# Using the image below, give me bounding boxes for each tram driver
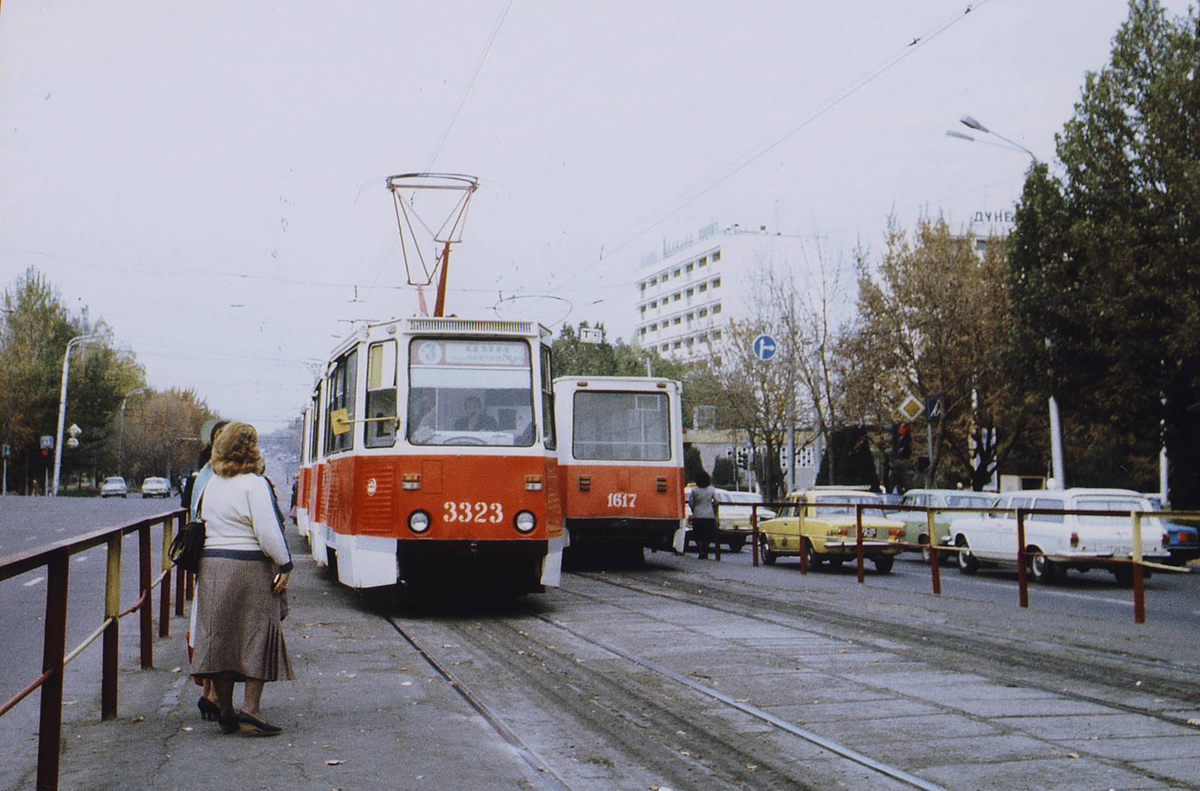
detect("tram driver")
[455,395,498,432]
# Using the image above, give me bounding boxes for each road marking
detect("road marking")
[74,555,89,563]
[23,576,46,587]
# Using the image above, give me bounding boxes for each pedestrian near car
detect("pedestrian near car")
[190,422,294,736]
[688,470,720,560]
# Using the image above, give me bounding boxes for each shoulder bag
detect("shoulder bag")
[169,490,206,574]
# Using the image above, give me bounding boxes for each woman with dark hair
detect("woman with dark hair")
[688,470,719,559]
[190,422,293,736]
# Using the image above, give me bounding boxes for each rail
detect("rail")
[0,508,189,791]
[746,501,1192,625]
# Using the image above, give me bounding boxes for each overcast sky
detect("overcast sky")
[2,1,1192,429]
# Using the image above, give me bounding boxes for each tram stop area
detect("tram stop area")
[34,555,551,791]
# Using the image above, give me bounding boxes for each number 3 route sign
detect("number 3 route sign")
[752,334,778,361]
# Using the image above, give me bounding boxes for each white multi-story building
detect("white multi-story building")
[631,222,809,363]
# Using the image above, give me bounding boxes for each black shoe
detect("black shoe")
[218,711,240,735]
[197,697,220,721]
[238,711,282,736]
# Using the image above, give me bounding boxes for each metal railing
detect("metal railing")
[0,509,189,791]
[746,502,1191,625]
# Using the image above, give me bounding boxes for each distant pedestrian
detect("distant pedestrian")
[190,422,294,736]
[688,470,719,560]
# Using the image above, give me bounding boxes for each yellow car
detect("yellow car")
[758,489,905,573]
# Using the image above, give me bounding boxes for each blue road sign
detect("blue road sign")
[752,334,778,361]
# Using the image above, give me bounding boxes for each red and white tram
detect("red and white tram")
[553,376,686,560]
[296,317,563,594]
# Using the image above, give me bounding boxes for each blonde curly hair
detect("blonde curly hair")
[211,422,265,477]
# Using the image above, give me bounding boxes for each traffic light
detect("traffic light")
[888,423,900,457]
[41,448,50,458]
[735,447,749,469]
[897,423,913,459]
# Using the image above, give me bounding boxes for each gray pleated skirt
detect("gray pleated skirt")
[190,551,293,682]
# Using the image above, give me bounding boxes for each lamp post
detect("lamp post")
[117,387,148,476]
[949,115,1064,489]
[52,334,100,496]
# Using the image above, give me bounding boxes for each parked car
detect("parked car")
[100,476,128,498]
[893,488,996,562]
[140,476,172,499]
[1143,495,1199,566]
[684,487,776,552]
[949,488,1170,584]
[757,489,905,573]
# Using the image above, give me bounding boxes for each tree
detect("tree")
[1006,0,1200,503]
[845,218,1039,490]
[0,267,145,491]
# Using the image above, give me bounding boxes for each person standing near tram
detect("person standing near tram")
[688,470,720,560]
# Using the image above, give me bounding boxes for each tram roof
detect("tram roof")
[324,316,553,359]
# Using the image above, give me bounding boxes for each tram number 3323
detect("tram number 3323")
[443,502,504,523]
[607,492,638,508]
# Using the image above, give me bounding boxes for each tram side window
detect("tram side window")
[309,394,320,461]
[572,391,671,461]
[365,341,398,449]
[407,338,535,447]
[540,345,555,450]
[325,350,357,454]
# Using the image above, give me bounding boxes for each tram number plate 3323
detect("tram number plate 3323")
[607,492,638,508]
[443,501,504,523]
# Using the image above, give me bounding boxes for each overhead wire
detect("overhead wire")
[546,0,991,296]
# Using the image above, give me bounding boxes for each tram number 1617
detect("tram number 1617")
[444,501,504,523]
[606,492,638,509]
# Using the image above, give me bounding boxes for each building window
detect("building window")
[699,332,708,342]
[649,323,657,331]
[650,277,658,286]
[699,308,708,317]
[698,283,707,293]
[712,329,722,340]
[686,288,694,297]
[712,251,721,262]
[686,312,694,322]
[650,300,657,308]
[673,268,681,278]
[686,263,694,273]
[661,344,669,352]
[639,282,646,292]
[673,316,681,325]
[698,256,707,267]
[673,292,681,301]
[639,305,646,314]
[639,327,647,336]
[673,341,682,349]
[712,277,722,288]
[797,446,815,468]
[712,303,722,314]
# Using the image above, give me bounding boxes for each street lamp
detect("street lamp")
[117,387,148,476]
[51,334,101,496]
[949,115,1062,488]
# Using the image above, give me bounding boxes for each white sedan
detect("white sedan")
[100,476,128,498]
[140,477,172,498]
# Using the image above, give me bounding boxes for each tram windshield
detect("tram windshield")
[407,338,536,447]
[572,391,671,461]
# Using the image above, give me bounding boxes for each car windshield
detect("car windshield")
[812,494,879,516]
[945,493,993,508]
[714,491,763,506]
[105,477,124,485]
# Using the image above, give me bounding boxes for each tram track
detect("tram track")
[379,602,955,791]
[572,568,1200,728]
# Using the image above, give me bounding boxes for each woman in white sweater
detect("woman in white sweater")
[190,422,294,736]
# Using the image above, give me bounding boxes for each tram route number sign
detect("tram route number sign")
[40,435,54,450]
[752,334,778,362]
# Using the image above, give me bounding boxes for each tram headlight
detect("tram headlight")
[408,510,431,534]
[514,510,536,534]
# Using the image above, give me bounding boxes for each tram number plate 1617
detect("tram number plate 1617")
[607,492,637,508]
[443,501,504,523]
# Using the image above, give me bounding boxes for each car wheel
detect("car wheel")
[1028,548,1058,583]
[803,540,822,570]
[956,536,978,574]
[727,537,745,553]
[873,555,895,574]
[1112,566,1134,586]
[759,535,777,565]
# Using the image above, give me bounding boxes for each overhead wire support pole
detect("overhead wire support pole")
[52,334,100,496]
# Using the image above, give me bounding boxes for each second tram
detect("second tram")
[553,376,686,560]
[296,317,563,593]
